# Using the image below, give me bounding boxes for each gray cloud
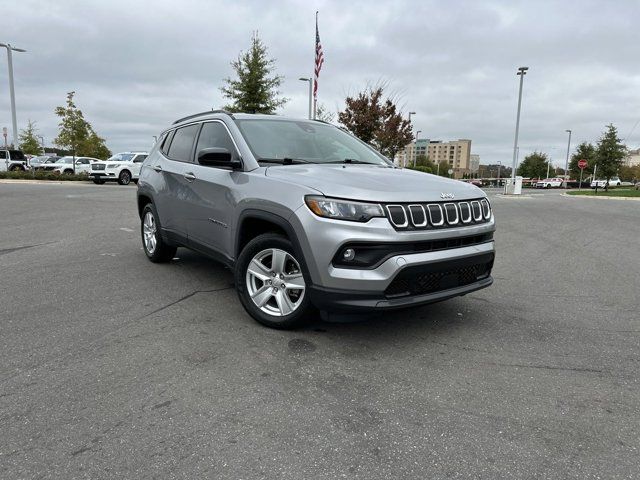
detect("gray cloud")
[2,0,640,165]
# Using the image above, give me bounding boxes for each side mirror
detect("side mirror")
[197,148,241,169]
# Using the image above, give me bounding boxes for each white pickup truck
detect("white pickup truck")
[88,152,148,185]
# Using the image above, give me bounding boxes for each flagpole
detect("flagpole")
[313,11,318,119]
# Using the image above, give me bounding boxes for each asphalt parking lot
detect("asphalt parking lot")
[1,182,639,479]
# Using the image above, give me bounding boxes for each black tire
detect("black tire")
[9,165,23,172]
[141,203,176,263]
[118,170,131,185]
[63,169,74,175]
[235,233,313,329]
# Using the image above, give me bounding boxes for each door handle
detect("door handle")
[184,172,196,182]
[152,165,163,172]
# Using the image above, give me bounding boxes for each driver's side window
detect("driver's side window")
[195,122,237,164]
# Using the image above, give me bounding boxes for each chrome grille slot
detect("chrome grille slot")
[386,205,408,227]
[480,199,491,219]
[408,205,427,227]
[444,203,459,225]
[427,204,444,226]
[459,202,472,223]
[471,201,483,221]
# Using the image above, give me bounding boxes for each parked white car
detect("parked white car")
[535,178,563,188]
[88,152,148,185]
[34,156,100,175]
[591,177,621,188]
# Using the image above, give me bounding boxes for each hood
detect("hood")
[265,164,484,202]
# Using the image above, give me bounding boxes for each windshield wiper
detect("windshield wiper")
[323,158,376,165]
[258,157,312,165]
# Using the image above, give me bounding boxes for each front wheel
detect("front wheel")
[141,203,176,263]
[235,233,312,329]
[118,170,131,185]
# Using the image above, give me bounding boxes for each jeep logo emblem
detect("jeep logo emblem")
[440,193,455,199]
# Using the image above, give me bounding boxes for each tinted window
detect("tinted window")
[168,125,199,161]
[161,130,175,156]
[195,122,237,162]
[133,154,148,163]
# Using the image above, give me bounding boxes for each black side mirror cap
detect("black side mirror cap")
[197,148,241,169]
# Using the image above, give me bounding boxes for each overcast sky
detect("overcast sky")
[3,0,640,165]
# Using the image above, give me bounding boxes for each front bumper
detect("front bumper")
[89,172,116,179]
[290,203,496,312]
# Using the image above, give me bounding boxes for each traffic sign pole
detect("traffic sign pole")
[578,159,587,191]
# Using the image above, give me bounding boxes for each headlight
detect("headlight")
[107,164,118,169]
[305,196,384,222]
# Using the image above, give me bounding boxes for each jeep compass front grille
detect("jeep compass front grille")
[383,199,491,230]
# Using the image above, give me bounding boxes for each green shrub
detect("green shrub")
[0,170,90,182]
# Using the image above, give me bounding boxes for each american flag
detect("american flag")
[313,12,324,100]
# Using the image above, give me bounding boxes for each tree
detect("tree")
[517,151,554,178]
[338,86,413,158]
[54,92,111,170]
[595,124,626,190]
[315,103,335,123]
[568,142,596,179]
[408,154,435,173]
[18,119,42,155]
[220,32,288,113]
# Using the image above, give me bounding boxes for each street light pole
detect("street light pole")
[406,112,416,167]
[497,161,501,186]
[0,43,27,148]
[299,77,312,120]
[414,130,422,167]
[511,67,529,183]
[564,129,572,187]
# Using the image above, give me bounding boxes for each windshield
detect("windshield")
[108,153,135,162]
[58,157,74,164]
[235,119,391,166]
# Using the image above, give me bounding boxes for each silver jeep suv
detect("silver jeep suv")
[137,111,495,328]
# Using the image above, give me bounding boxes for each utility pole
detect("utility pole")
[511,67,529,183]
[0,43,27,148]
[564,129,572,187]
[414,130,422,167]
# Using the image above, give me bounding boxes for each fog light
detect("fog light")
[342,248,355,261]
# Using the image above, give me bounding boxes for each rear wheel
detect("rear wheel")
[235,233,312,329]
[9,165,23,171]
[118,170,131,185]
[63,169,74,175]
[141,203,176,263]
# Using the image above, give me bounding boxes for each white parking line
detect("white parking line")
[119,227,134,232]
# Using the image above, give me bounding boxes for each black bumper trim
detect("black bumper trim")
[309,276,493,312]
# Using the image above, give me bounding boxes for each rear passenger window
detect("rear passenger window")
[161,130,175,156]
[195,122,237,161]
[133,155,147,163]
[167,125,200,162]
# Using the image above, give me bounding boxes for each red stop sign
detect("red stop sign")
[578,159,588,169]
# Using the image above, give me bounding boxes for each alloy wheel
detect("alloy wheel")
[245,248,306,317]
[143,211,157,254]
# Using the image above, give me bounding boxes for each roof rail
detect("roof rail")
[172,109,233,125]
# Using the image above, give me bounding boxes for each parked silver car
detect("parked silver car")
[137,111,496,328]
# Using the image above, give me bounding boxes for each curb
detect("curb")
[0,179,64,185]
[562,193,640,201]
